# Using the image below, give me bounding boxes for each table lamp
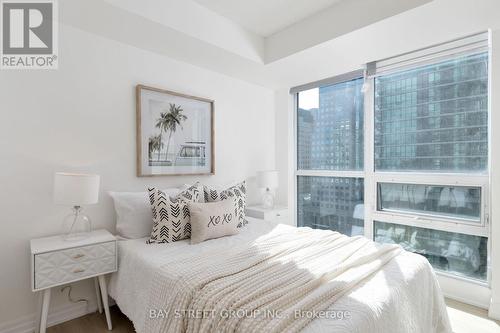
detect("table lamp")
[54,172,100,241]
[257,170,278,209]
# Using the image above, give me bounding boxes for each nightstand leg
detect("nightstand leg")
[94,277,103,314]
[98,275,112,330]
[34,292,43,333]
[39,288,51,333]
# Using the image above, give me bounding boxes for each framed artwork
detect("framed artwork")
[136,84,215,176]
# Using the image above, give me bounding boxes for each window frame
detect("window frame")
[293,73,366,238]
[367,47,491,243]
[373,174,489,232]
[292,36,492,286]
[366,52,491,281]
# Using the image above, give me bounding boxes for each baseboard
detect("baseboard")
[0,299,98,333]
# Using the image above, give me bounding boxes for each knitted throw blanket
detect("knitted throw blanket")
[144,226,402,333]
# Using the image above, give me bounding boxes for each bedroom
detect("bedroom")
[0,0,499,332]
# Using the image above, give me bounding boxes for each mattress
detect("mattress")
[108,217,451,333]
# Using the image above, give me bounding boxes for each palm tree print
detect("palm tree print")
[148,134,163,160]
[154,103,188,163]
[163,103,187,163]
[155,111,170,161]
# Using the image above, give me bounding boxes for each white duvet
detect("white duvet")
[109,218,451,333]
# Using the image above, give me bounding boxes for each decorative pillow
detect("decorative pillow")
[204,181,248,228]
[188,199,240,244]
[147,183,202,244]
[109,188,181,239]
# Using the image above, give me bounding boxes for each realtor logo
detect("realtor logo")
[1,0,58,69]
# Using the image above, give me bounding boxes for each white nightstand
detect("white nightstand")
[30,229,117,333]
[245,205,289,223]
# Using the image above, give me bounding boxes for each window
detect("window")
[295,74,365,237]
[298,176,364,236]
[297,78,364,170]
[378,183,481,222]
[293,32,490,285]
[374,221,487,281]
[371,49,489,281]
[374,52,488,172]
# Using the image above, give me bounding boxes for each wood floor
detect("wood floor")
[47,306,134,333]
[48,299,500,333]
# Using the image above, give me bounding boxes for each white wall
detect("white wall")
[274,0,500,313]
[0,23,275,329]
[274,89,293,210]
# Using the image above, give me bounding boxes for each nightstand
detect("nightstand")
[245,205,289,223]
[30,229,117,333]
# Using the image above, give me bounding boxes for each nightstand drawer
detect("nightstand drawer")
[34,241,116,290]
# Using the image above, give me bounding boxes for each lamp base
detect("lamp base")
[262,188,275,209]
[62,206,92,241]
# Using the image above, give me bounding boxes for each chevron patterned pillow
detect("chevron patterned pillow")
[146,183,202,244]
[203,181,248,228]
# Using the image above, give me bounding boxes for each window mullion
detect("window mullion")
[296,170,364,178]
[374,172,489,186]
[372,211,489,237]
[364,77,375,240]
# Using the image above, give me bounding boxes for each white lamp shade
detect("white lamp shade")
[257,170,279,189]
[54,173,100,206]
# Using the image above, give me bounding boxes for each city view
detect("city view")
[297,78,364,236]
[296,52,489,280]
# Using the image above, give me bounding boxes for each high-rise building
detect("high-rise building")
[374,53,488,171]
[298,79,364,236]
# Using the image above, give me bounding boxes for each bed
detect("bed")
[108,217,451,333]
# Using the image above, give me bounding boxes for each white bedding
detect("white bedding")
[109,218,451,333]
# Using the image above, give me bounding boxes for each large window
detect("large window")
[372,50,489,282]
[296,76,365,236]
[293,33,490,284]
[374,52,488,172]
[297,78,364,170]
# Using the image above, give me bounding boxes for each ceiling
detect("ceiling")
[192,0,343,37]
[67,0,439,88]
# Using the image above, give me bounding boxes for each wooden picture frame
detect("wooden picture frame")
[136,84,215,176]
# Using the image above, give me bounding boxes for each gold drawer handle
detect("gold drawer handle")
[72,254,85,259]
[73,268,85,274]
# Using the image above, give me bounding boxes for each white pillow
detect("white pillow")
[188,199,240,244]
[109,188,180,239]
